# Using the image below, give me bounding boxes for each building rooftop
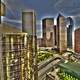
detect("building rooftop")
[0,22,21,33]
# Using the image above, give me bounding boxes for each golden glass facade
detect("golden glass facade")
[2,33,28,80]
[0,33,38,80]
[0,2,5,16]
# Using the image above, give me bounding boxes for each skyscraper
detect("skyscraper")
[0,2,5,23]
[75,28,80,53]
[54,25,57,46]
[66,17,74,49]
[0,33,28,80]
[0,2,5,16]
[57,14,67,53]
[22,10,36,35]
[42,18,55,48]
[22,10,38,80]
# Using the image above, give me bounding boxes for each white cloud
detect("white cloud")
[3,17,22,23]
[54,0,80,16]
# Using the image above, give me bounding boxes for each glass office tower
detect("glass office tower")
[66,17,74,49]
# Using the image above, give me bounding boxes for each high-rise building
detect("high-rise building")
[0,33,28,80]
[22,10,36,36]
[22,10,38,80]
[0,33,38,80]
[66,17,74,49]
[42,18,55,48]
[54,25,57,46]
[0,2,5,16]
[57,14,67,53]
[75,28,80,53]
[0,2,5,23]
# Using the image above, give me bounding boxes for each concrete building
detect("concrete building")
[0,8,38,80]
[22,10,38,80]
[0,2,5,16]
[54,25,57,46]
[75,28,80,53]
[0,33,29,80]
[22,10,36,36]
[0,2,5,23]
[37,38,43,47]
[66,17,74,49]
[57,14,67,53]
[42,18,55,48]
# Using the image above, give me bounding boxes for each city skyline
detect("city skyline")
[0,1,80,80]
[2,0,80,38]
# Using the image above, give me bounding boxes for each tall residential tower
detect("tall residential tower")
[57,14,67,53]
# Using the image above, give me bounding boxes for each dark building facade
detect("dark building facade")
[75,28,80,53]
[54,25,57,46]
[42,18,55,48]
[37,38,43,47]
[57,14,67,53]
[66,17,74,49]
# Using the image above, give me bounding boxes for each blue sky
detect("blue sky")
[3,0,80,37]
